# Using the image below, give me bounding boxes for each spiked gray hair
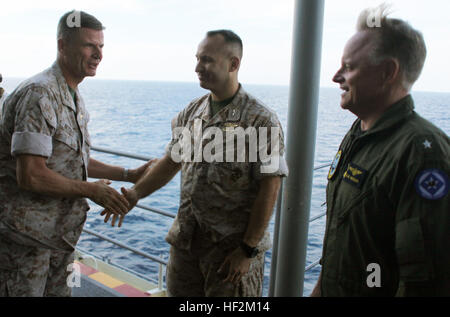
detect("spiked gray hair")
[356,4,427,90]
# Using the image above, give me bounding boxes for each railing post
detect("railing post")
[273,0,324,297]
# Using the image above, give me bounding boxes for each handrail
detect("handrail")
[135,203,176,219]
[87,145,329,292]
[91,146,152,162]
[309,211,326,223]
[305,258,321,272]
[313,162,331,170]
[82,228,168,266]
[92,145,330,172]
[90,145,328,223]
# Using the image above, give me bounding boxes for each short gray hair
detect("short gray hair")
[356,4,427,90]
[57,10,105,43]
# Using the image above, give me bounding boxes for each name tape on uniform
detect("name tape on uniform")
[342,162,368,189]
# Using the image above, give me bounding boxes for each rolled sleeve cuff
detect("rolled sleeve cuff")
[165,140,176,158]
[164,141,172,157]
[256,155,289,178]
[11,131,53,158]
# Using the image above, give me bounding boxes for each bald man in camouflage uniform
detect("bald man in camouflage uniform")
[103,30,288,296]
[0,11,151,297]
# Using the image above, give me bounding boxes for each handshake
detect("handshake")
[100,186,138,228]
[89,158,158,228]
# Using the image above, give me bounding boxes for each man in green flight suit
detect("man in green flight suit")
[311,5,449,296]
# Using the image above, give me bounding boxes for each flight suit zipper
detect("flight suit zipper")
[321,131,366,292]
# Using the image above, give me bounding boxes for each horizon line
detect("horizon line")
[2,76,449,94]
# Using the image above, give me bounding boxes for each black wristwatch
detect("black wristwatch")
[240,241,259,258]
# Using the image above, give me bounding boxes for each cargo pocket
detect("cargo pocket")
[395,218,431,282]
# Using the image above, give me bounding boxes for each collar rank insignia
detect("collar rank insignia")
[414,168,449,200]
[423,140,432,149]
[227,107,240,121]
[342,162,368,189]
[222,122,240,131]
[328,150,342,180]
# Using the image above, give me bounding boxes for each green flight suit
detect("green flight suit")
[321,95,450,296]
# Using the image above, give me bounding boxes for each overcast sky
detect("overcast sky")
[1,0,449,92]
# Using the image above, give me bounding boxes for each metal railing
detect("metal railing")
[82,146,329,292]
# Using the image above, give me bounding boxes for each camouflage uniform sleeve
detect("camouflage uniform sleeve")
[393,133,450,296]
[252,114,289,180]
[11,87,57,158]
[164,110,185,160]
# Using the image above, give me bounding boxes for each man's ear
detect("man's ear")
[229,56,241,72]
[57,38,66,56]
[382,58,401,84]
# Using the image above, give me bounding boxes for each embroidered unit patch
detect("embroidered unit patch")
[328,150,342,180]
[414,168,449,200]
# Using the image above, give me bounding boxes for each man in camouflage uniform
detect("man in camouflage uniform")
[311,6,450,296]
[103,30,288,296]
[0,11,151,297]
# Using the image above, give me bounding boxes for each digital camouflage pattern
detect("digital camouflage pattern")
[166,228,265,297]
[165,85,288,251]
[164,86,287,296]
[0,231,73,297]
[0,62,91,296]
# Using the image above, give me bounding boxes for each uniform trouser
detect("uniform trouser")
[166,230,265,297]
[0,233,74,297]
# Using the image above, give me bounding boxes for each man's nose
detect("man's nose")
[93,46,103,61]
[332,69,343,83]
[195,61,203,73]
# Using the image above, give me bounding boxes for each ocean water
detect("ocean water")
[2,78,449,296]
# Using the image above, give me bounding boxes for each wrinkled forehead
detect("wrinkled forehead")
[78,27,104,43]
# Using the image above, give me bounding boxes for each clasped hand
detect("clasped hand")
[101,187,137,227]
[100,158,156,227]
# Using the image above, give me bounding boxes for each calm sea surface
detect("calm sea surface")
[2,78,449,296]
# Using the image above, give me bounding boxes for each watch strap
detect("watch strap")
[240,241,259,258]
